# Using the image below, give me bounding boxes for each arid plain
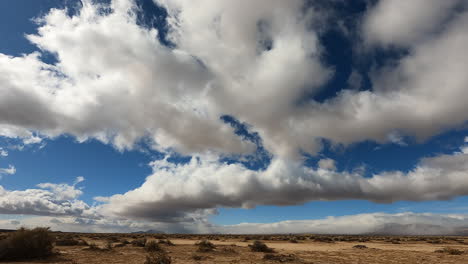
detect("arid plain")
[3,232,468,264]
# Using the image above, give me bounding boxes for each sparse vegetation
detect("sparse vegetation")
[289,237,299,243]
[105,241,113,250]
[145,240,163,252]
[196,239,216,252]
[248,240,275,253]
[158,239,175,246]
[85,242,100,250]
[56,237,81,246]
[263,253,297,262]
[435,247,465,255]
[353,244,368,249]
[132,237,148,247]
[0,227,55,260]
[191,254,204,261]
[0,231,467,263]
[144,251,172,264]
[114,242,126,247]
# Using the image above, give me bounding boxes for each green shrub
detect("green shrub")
[0,227,55,260]
[248,240,274,253]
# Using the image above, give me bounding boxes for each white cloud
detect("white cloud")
[363,0,461,47]
[317,158,336,170]
[0,212,466,235]
[215,212,468,235]
[98,148,468,222]
[0,165,15,177]
[0,0,467,230]
[0,148,7,157]
[0,177,93,217]
[74,176,85,185]
[0,0,466,160]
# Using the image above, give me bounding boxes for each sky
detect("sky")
[0,0,468,235]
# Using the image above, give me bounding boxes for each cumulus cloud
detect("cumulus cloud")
[0,0,468,231]
[0,0,254,156]
[0,0,466,159]
[363,0,462,47]
[99,145,468,222]
[0,177,93,217]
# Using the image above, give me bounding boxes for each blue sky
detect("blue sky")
[0,0,468,234]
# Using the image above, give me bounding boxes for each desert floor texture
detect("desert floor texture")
[3,233,468,264]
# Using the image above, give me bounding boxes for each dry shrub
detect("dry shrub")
[145,240,163,252]
[106,236,120,242]
[191,254,204,261]
[114,242,126,248]
[314,236,334,243]
[353,244,368,249]
[132,238,147,247]
[85,242,99,250]
[0,227,55,260]
[77,239,89,246]
[83,242,111,252]
[158,239,175,246]
[263,253,297,262]
[105,241,113,250]
[435,247,464,255]
[196,240,216,252]
[248,240,274,253]
[221,246,237,254]
[144,251,172,264]
[56,237,81,246]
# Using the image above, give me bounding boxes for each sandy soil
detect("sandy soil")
[2,234,468,264]
[171,238,468,252]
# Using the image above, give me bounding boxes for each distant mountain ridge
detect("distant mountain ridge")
[131,229,165,234]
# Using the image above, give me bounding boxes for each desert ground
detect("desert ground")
[2,232,468,264]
